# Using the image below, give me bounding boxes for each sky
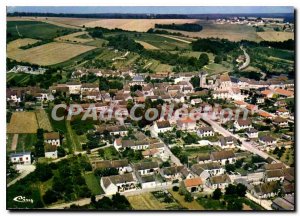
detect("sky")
[7,6,294,14]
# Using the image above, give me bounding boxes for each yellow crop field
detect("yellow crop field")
[7,41,96,66]
[257,31,294,41]
[7,38,40,52]
[36,109,53,132]
[135,40,159,50]
[83,19,199,32]
[7,112,38,134]
[127,193,167,210]
[55,31,93,43]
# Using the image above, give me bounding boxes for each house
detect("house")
[264,163,285,171]
[276,108,290,117]
[210,150,236,165]
[251,181,279,199]
[133,161,159,176]
[197,127,214,138]
[272,195,294,210]
[207,174,231,189]
[183,177,204,193]
[91,159,132,174]
[191,162,225,180]
[234,119,252,131]
[273,117,289,127]
[180,168,195,179]
[264,170,284,182]
[259,135,277,146]
[114,139,149,151]
[218,136,236,149]
[274,88,294,98]
[44,132,60,146]
[10,152,31,165]
[44,144,58,159]
[100,173,137,195]
[196,154,212,164]
[191,98,202,106]
[261,89,274,98]
[142,148,160,158]
[97,125,128,136]
[246,128,258,138]
[160,166,184,182]
[66,81,82,94]
[150,120,172,137]
[81,83,99,92]
[130,75,146,86]
[177,117,197,131]
[137,174,157,189]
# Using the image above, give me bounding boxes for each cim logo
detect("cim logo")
[13,196,33,204]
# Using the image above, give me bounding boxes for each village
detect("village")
[7,64,294,210]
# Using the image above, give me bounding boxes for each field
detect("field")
[15,133,37,152]
[7,40,97,66]
[162,20,263,42]
[7,112,38,134]
[127,193,169,210]
[35,109,53,132]
[168,190,204,210]
[257,31,294,41]
[7,38,40,52]
[84,172,104,195]
[7,21,78,40]
[135,40,159,50]
[55,31,94,43]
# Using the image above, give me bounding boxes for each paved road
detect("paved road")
[239,47,250,70]
[7,164,36,187]
[201,116,283,165]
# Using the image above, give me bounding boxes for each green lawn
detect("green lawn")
[16,134,37,152]
[7,21,78,41]
[84,172,104,195]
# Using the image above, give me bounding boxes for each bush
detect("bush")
[184,192,194,202]
[212,188,222,200]
[43,189,58,205]
[172,186,179,192]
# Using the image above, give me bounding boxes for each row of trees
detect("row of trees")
[155,23,203,32]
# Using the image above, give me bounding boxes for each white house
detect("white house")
[264,170,284,182]
[259,135,277,146]
[251,181,279,199]
[100,173,137,195]
[191,162,225,180]
[114,139,149,151]
[177,117,197,131]
[150,120,172,137]
[44,144,58,159]
[234,119,252,131]
[197,127,215,138]
[66,81,82,94]
[273,117,289,128]
[160,166,184,182]
[133,161,159,176]
[44,132,60,146]
[10,152,31,165]
[210,150,236,165]
[191,98,202,106]
[92,159,132,174]
[218,136,236,149]
[207,174,231,189]
[246,128,258,138]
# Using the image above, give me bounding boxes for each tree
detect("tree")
[184,192,194,202]
[190,76,200,88]
[172,186,179,192]
[236,183,247,197]
[225,184,236,195]
[214,55,222,63]
[199,53,209,68]
[57,146,66,157]
[225,164,236,173]
[35,163,53,182]
[43,189,58,204]
[212,188,222,199]
[227,198,243,210]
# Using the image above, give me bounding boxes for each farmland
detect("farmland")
[7,21,78,40]
[84,172,104,195]
[55,31,93,44]
[257,31,294,42]
[36,109,53,132]
[7,112,38,134]
[135,40,159,50]
[7,41,97,66]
